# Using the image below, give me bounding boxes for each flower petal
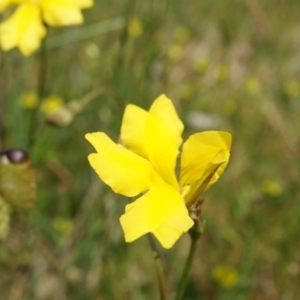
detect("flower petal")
[121,95,183,188]
[183,150,228,207]
[0,3,46,56]
[86,132,153,197]
[120,184,193,249]
[149,94,184,150]
[41,0,85,26]
[180,131,232,205]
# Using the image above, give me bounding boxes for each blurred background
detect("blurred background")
[1,0,300,299]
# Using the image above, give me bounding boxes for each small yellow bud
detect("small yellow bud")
[212,265,238,289]
[20,92,39,109]
[127,19,143,38]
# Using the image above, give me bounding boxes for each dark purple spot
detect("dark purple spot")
[0,149,29,164]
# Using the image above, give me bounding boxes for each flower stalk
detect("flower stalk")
[28,34,48,149]
[148,234,167,300]
[175,211,205,300]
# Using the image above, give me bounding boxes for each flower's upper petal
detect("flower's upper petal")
[85,132,153,197]
[41,0,86,26]
[120,184,194,249]
[121,95,183,188]
[180,131,231,205]
[149,94,184,150]
[0,3,46,56]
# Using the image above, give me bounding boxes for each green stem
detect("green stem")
[0,47,7,149]
[148,234,167,300]
[28,34,48,150]
[175,219,204,300]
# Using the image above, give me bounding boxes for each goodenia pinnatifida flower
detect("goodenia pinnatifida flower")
[0,0,93,56]
[85,95,232,249]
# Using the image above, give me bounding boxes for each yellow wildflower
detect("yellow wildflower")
[41,95,64,114]
[215,64,228,81]
[262,179,283,197]
[127,18,143,38]
[245,76,261,95]
[173,26,190,44]
[284,79,300,97]
[193,57,210,74]
[53,217,74,236]
[86,95,231,248]
[212,265,238,289]
[168,44,183,61]
[0,0,93,56]
[20,92,39,109]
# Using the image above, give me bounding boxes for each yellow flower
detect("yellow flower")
[86,95,231,248]
[41,95,64,114]
[20,92,39,109]
[262,179,283,197]
[173,26,190,44]
[168,44,183,61]
[0,0,93,56]
[245,76,261,95]
[127,18,143,38]
[193,57,210,74]
[215,64,228,81]
[212,265,239,289]
[53,217,74,236]
[284,79,300,97]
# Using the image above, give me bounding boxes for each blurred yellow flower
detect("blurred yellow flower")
[212,265,239,289]
[193,57,210,74]
[20,92,39,109]
[245,76,261,95]
[84,42,100,59]
[215,64,228,81]
[0,0,93,56]
[41,95,64,114]
[173,26,190,44]
[262,179,283,197]
[284,79,300,97]
[127,18,143,38]
[86,94,232,248]
[53,217,74,236]
[168,44,183,61]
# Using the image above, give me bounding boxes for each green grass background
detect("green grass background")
[1,0,300,299]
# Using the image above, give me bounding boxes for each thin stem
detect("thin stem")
[175,219,204,300]
[28,34,48,150]
[0,48,7,149]
[148,234,167,300]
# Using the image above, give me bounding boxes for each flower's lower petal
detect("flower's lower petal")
[41,0,84,26]
[86,132,153,197]
[120,185,194,249]
[0,3,46,56]
[121,95,183,188]
[180,131,231,186]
